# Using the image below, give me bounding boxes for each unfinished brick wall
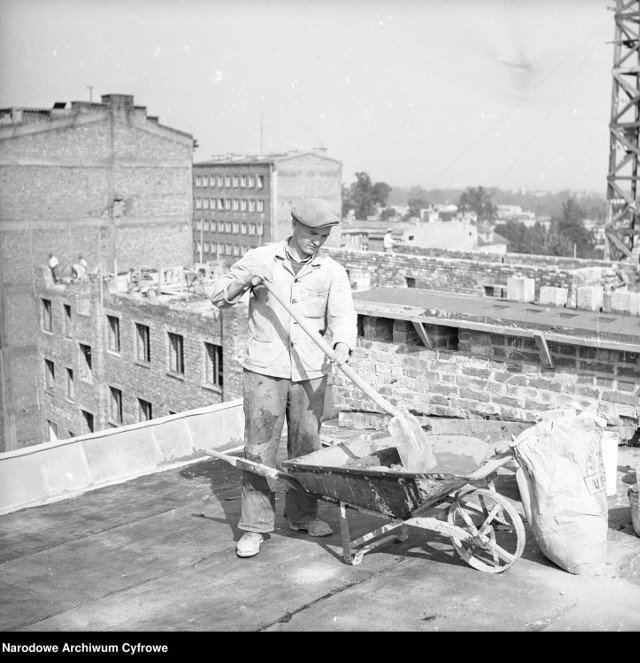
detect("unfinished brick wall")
[326,248,621,304]
[334,314,640,437]
[34,271,247,442]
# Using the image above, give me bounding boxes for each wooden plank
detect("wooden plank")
[533,332,554,368]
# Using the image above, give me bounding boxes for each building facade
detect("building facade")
[34,269,247,443]
[0,93,195,450]
[192,150,342,268]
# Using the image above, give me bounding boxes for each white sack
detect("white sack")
[512,410,608,576]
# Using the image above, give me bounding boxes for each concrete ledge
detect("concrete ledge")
[0,399,244,515]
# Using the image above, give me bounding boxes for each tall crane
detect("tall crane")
[606,0,640,263]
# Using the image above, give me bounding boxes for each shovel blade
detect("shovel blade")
[388,413,438,473]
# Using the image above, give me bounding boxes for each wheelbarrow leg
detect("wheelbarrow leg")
[338,502,409,566]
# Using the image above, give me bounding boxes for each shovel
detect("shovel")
[260,279,437,473]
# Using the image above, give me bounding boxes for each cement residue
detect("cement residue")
[343,435,493,475]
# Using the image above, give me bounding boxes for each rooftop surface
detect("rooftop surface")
[353,287,640,348]
[2,420,640,634]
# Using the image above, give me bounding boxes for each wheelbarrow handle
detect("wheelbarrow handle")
[260,279,401,418]
[205,449,309,494]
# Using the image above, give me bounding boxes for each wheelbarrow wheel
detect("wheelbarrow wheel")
[447,487,525,574]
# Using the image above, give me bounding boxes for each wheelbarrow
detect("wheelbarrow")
[206,434,526,573]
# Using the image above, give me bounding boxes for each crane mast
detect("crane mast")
[606,0,640,263]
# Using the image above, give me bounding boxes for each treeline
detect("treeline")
[342,173,605,258]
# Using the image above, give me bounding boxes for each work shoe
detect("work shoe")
[236,532,264,558]
[288,519,333,537]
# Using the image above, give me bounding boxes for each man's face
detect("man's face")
[291,220,332,257]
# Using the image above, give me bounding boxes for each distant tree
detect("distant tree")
[403,197,429,221]
[551,197,596,258]
[380,208,397,221]
[458,186,497,221]
[343,172,392,220]
[494,220,551,255]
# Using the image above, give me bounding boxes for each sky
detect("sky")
[0,0,616,194]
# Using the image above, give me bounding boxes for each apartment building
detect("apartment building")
[192,150,342,268]
[0,93,194,450]
[34,269,247,442]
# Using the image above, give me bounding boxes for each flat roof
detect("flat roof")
[353,287,640,351]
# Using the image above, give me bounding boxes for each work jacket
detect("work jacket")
[210,240,357,381]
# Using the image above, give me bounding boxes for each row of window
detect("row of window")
[195,219,264,235]
[196,242,250,257]
[42,300,224,387]
[195,174,264,189]
[107,317,223,386]
[195,198,265,212]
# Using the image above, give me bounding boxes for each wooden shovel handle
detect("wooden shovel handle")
[261,279,401,418]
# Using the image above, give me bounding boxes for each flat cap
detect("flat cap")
[291,198,340,228]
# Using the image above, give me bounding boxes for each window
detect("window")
[248,175,255,188]
[82,410,94,433]
[219,198,225,210]
[203,198,209,209]
[210,177,216,189]
[195,241,202,255]
[232,175,239,187]
[241,199,247,212]
[204,241,211,254]
[168,332,184,374]
[136,323,151,362]
[256,200,264,213]
[195,198,202,209]
[110,387,123,423]
[249,223,256,235]
[241,223,247,234]
[224,176,231,187]
[44,358,55,391]
[225,221,232,233]
[66,367,74,401]
[225,244,232,255]
[48,420,58,442]
[232,199,239,211]
[217,176,223,187]
[249,200,256,212]
[210,198,216,210]
[405,277,416,288]
[205,342,223,387]
[138,398,153,422]
[257,223,264,235]
[79,343,92,381]
[203,175,209,187]
[233,245,240,256]
[217,243,224,254]
[42,299,52,332]
[63,304,71,337]
[256,175,264,189]
[240,175,247,187]
[107,315,120,353]
[82,410,93,433]
[195,175,202,187]
[232,222,239,233]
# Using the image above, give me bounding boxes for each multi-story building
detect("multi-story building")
[192,150,342,268]
[0,93,195,450]
[34,268,247,441]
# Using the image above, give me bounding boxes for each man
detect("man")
[210,198,357,558]
[48,253,60,283]
[383,228,395,253]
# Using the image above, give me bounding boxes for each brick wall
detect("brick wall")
[334,315,640,437]
[34,270,247,442]
[0,99,193,450]
[326,247,622,305]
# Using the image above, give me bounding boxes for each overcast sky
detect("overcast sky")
[0,0,615,194]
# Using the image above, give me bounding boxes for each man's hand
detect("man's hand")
[238,267,272,288]
[332,342,351,366]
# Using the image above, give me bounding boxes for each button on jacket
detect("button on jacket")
[210,240,357,382]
